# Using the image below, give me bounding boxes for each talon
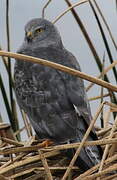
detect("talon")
[38,139,53,148]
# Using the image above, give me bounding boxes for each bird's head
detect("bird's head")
[24,18,63,48]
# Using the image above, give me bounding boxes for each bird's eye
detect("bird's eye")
[35,28,44,33]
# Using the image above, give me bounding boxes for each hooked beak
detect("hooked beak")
[26,31,33,42]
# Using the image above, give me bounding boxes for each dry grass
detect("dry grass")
[0,102,117,179]
[0,0,117,179]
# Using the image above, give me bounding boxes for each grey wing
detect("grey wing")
[63,49,102,146]
[59,49,92,124]
[60,50,103,168]
[60,49,102,141]
[14,48,80,142]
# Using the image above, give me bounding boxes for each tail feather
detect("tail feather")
[66,148,92,172]
[66,116,102,172]
[68,138,101,172]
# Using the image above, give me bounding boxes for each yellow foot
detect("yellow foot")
[38,139,54,148]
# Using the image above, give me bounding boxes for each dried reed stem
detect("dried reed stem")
[10,166,78,179]
[52,137,117,151]
[14,126,25,136]
[86,61,117,91]
[103,173,117,180]
[1,137,117,155]
[42,0,52,18]
[0,139,34,170]
[109,140,117,157]
[0,175,8,180]
[103,109,111,128]
[105,102,117,108]
[38,150,53,180]
[0,51,117,92]
[0,137,23,147]
[0,153,27,170]
[21,110,32,138]
[96,127,111,136]
[83,163,117,179]
[75,154,117,180]
[0,151,59,175]
[52,0,88,24]
[88,93,109,101]
[98,115,117,173]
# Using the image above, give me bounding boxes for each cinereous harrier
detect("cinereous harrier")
[14,18,102,172]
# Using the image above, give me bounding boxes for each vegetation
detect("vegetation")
[0,0,117,179]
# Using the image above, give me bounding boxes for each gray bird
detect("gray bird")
[14,18,102,172]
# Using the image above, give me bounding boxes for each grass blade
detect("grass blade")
[0,74,13,125]
[89,0,117,83]
[6,0,20,133]
[93,0,117,50]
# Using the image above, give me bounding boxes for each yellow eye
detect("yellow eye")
[36,28,44,33]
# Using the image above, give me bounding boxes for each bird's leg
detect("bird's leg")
[38,139,54,148]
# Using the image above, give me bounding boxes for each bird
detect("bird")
[14,18,102,172]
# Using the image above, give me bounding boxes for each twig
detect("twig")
[0,51,117,92]
[0,151,59,175]
[10,166,78,179]
[102,173,117,180]
[83,163,117,179]
[0,153,27,170]
[0,137,23,147]
[86,61,117,92]
[38,150,53,180]
[110,107,117,112]
[103,109,111,128]
[96,127,111,136]
[105,101,117,108]
[0,175,9,180]
[88,93,109,101]
[14,126,25,136]
[75,154,117,179]
[97,115,117,176]
[0,139,34,170]
[109,138,117,157]
[1,137,117,155]
[21,110,32,138]
[42,0,52,18]
[0,137,117,155]
[52,0,88,24]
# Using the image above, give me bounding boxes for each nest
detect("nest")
[0,101,117,180]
